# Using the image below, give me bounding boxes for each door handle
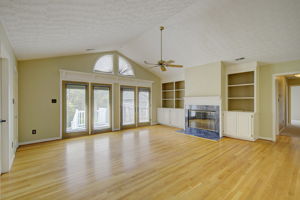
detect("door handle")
[0,120,6,123]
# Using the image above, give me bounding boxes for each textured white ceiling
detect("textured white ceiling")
[0,0,196,60]
[1,0,300,81]
[119,0,300,80]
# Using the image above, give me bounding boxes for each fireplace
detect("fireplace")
[185,105,220,134]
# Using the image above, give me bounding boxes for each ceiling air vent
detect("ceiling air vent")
[235,57,245,61]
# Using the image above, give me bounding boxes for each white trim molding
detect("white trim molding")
[257,136,275,142]
[19,137,61,146]
[60,69,153,87]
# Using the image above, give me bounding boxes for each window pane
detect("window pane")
[93,86,110,130]
[122,88,135,125]
[66,84,87,133]
[139,89,150,123]
[119,56,134,76]
[94,55,113,73]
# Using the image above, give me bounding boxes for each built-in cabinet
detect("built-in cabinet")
[224,111,254,140]
[223,62,259,141]
[158,81,185,129]
[157,108,185,129]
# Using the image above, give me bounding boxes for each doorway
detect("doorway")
[91,84,112,133]
[273,73,300,139]
[120,86,151,129]
[121,86,136,129]
[63,82,89,138]
[290,86,300,126]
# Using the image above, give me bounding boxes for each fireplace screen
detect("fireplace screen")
[188,110,217,132]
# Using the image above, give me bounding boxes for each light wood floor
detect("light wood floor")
[1,125,300,200]
[281,124,300,137]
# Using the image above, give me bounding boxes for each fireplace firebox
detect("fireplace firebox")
[185,105,220,135]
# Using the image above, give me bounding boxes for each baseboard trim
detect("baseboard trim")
[257,136,274,141]
[19,137,61,146]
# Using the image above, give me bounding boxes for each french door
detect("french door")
[63,82,89,138]
[92,84,112,133]
[121,86,151,128]
[138,87,151,126]
[121,86,136,128]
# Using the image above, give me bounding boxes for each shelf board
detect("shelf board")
[162,90,174,92]
[175,98,184,100]
[175,89,185,91]
[228,97,254,100]
[228,83,254,87]
[162,99,174,101]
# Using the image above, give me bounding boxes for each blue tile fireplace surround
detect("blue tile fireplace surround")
[177,105,220,141]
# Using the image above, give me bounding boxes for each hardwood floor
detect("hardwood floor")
[1,125,300,200]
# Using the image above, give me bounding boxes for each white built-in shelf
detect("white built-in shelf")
[162,90,174,92]
[228,97,254,100]
[175,98,184,100]
[162,99,174,100]
[175,89,185,91]
[228,83,254,87]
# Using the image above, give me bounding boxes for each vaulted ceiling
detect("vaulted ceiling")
[1,0,300,80]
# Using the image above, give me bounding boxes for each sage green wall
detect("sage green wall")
[185,62,223,97]
[259,60,300,138]
[18,51,161,143]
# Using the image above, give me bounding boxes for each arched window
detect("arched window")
[118,56,134,76]
[94,55,114,73]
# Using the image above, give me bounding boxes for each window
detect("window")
[94,55,113,73]
[119,56,134,76]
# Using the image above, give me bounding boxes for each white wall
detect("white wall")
[0,22,18,173]
[291,86,300,122]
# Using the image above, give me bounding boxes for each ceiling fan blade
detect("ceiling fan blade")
[166,64,183,68]
[144,61,158,65]
[160,65,167,71]
[149,65,159,69]
[165,60,175,64]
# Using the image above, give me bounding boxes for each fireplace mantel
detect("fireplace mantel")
[184,96,222,106]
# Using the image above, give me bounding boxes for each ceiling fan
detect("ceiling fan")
[144,26,183,71]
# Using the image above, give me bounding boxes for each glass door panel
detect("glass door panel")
[92,84,111,132]
[64,83,88,137]
[121,87,136,127]
[138,87,150,125]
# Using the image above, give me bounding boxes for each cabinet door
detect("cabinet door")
[224,112,237,137]
[170,109,177,126]
[177,109,185,129]
[157,108,164,124]
[163,108,170,125]
[237,113,253,139]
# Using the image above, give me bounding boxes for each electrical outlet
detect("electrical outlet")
[32,130,37,134]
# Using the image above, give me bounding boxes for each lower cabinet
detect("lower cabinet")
[224,111,255,141]
[157,108,185,129]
